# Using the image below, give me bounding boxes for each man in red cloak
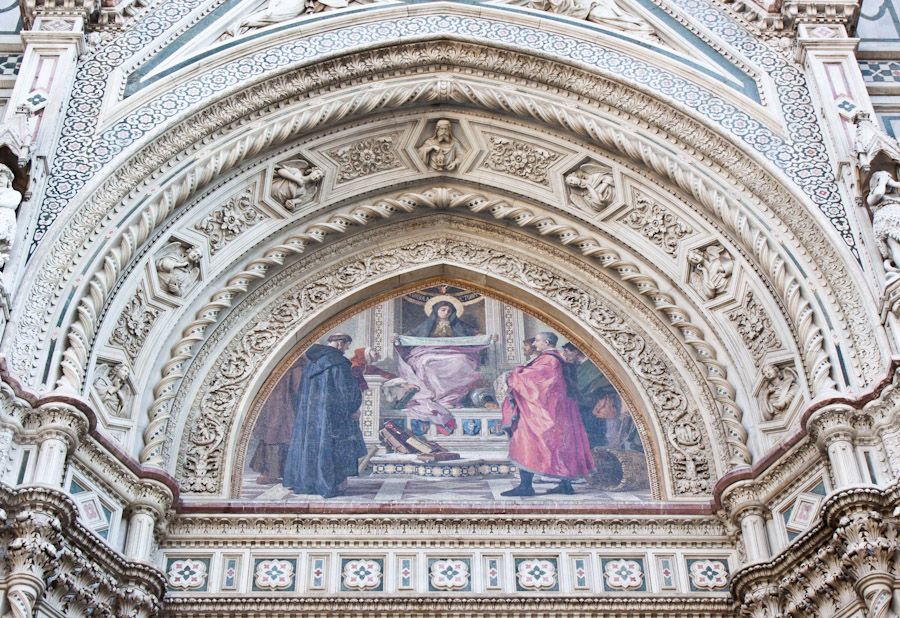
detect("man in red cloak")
[501,331,595,496]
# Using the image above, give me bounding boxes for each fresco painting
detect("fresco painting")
[242,285,651,503]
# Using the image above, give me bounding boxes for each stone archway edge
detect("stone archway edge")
[15,45,874,394]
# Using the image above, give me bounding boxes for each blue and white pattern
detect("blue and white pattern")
[32,2,854,257]
[166,557,209,591]
[0,53,21,76]
[860,60,900,83]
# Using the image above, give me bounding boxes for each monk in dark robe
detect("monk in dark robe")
[501,331,595,496]
[249,357,305,484]
[283,333,365,498]
[561,343,616,447]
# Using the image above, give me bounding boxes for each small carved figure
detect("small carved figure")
[223,0,355,38]
[761,363,798,421]
[565,164,615,211]
[95,363,132,417]
[867,170,900,271]
[417,120,461,172]
[271,159,324,211]
[0,164,22,269]
[528,0,657,41]
[853,111,900,172]
[156,243,202,296]
[687,244,734,299]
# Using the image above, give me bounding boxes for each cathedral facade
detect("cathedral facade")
[0,0,899,615]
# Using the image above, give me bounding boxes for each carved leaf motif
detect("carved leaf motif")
[727,292,781,363]
[110,289,159,364]
[621,195,692,256]
[194,193,264,256]
[482,136,560,185]
[328,136,402,182]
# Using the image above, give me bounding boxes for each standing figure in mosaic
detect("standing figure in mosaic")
[0,164,21,269]
[393,296,490,435]
[282,333,365,498]
[867,169,900,271]
[561,343,617,447]
[249,357,305,484]
[500,331,595,496]
[529,0,657,41]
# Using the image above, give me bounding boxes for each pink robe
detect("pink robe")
[396,344,487,425]
[501,349,595,479]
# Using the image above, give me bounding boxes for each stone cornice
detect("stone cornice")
[162,595,735,616]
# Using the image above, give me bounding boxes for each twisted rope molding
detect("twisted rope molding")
[142,187,747,467]
[18,45,859,393]
[58,78,834,419]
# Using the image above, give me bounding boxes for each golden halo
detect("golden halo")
[425,294,465,317]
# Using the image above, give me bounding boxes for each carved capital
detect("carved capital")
[23,401,89,447]
[806,404,857,449]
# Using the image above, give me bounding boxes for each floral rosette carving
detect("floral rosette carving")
[516,559,557,590]
[254,559,294,591]
[167,559,208,590]
[430,559,470,591]
[342,559,382,591]
[604,559,644,591]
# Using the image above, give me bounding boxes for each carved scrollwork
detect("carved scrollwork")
[621,194,692,256]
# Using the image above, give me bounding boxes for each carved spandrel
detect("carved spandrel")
[727,291,781,364]
[481,135,561,186]
[110,289,160,365]
[327,135,403,183]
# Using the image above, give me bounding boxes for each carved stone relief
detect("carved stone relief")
[482,135,560,186]
[221,0,381,39]
[727,291,781,364]
[327,135,402,183]
[621,194,693,256]
[759,362,799,421]
[92,362,134,419]
[174,222,715,497]
[867,170,900,273]
[110,289,159,365]
[155,241,202,297]
[565,163,615,212]
[417,119,463,172]
[270,158,324,212]
[194,191,265,256]
[512,0,659,42]
[688,243,734,300]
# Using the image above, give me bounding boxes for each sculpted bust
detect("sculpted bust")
[417,120,461,172]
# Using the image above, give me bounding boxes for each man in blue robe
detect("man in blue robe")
[283,333,366,498]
